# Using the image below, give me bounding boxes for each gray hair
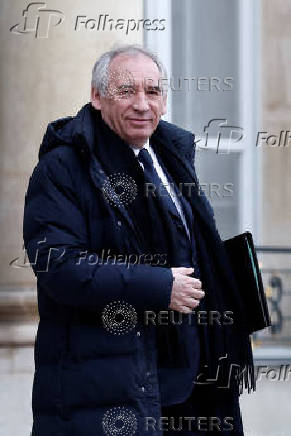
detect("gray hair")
[91,44,168,96]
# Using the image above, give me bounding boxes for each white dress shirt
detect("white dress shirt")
[129,139,190,239]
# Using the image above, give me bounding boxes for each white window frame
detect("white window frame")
[144,0,261,241]
[143,0,172,123]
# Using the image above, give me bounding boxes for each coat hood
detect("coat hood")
[38,103,95,160]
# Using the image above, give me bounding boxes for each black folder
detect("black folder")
[223,231,271,334]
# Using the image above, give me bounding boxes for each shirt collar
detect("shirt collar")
[129,138,150,156]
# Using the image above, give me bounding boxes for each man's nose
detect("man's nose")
[132,91,149,112]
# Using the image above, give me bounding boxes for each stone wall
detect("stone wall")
[261,0,291,245]
[0,0,143,345]
[0,1,143,433]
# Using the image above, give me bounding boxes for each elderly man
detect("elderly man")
[23,45,254,436]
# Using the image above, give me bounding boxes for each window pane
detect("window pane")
[171,0,239,133]
[195,149,240,239]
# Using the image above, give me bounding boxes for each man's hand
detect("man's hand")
[169,267,205,314]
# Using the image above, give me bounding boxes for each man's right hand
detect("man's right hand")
[169,267,205,314]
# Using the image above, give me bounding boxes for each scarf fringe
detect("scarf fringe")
[238,336,256,394]
[156,323,256,396]
[238,363,256,394]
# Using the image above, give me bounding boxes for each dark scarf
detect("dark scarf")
[90,107,255,395]
[150,129,255,395]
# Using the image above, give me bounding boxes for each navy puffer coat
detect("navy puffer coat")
[24,103,247,436]
[23,103,200,436]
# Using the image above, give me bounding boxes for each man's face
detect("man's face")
[91,54,167,147]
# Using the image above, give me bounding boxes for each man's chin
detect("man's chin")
[127,137,149,147]
[126,130,153,146]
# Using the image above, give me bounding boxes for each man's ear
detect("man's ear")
[161,93,167,115]
[91,87,102,110]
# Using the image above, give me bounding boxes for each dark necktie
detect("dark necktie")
[138,148,194,370]
[137,148,181,219]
